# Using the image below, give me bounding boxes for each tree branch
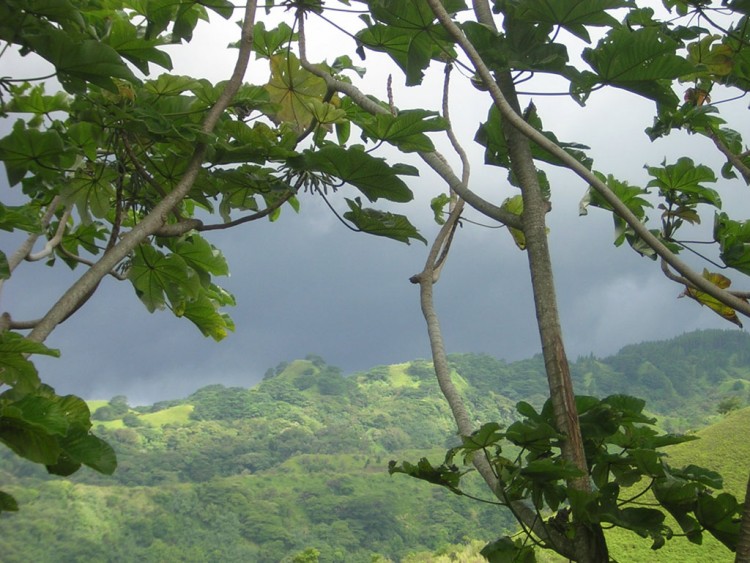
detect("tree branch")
[709,130,750,185]
[25,205,72,262]
[295,44,522,229]
[0,196,63,295]
[26,0,259,344]
[429,0,750,321]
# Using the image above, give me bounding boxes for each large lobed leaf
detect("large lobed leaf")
[581,27,695,105]
[289,145,417,203]
[357,0,466,86]
[343,198,426,245]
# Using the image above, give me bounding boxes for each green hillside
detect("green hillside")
[0,330,748,562]
[606,407,750,562]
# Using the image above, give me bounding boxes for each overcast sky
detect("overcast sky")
[2,7,747,405]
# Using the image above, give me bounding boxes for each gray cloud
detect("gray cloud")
[3,12,749,406]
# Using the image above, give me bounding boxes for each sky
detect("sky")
[2,5,748,405]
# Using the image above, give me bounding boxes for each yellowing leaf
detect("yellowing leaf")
[305,99,347,126]
[502,195,526,250]
[264,53,328,133]
[681,269,745,327]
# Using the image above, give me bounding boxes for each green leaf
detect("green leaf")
[5,394,71,436]
[388,457,465,494]
[462,18,573,78]
[676,465,724,490]
[145,74,201,96]
[504,0,633,43]
[696,492,741,550]
[5,83,70,114]
[645,157,720,207]
[714,213,750,276]
[357,0,465,86]
[0,251,8,280]
[59,427,117,475]
[305,99,348,125]
[128,245,201,313]
[505,419,562,448]
[66,122,102,162]
[580,173,653,248]
[430,193,451,224]
[461,422,505,452]
[290,145,416,202]
[182,292,236,341]
[475,104,592,173]
[516,401,542,421]
[0,332,56,359]
[25,28,139,93]
[354,108,448,152]
[582,27,695,105]
[253,21,295,59]
[198,0,234,19]
[63,164,118,220]
[343,198,426,245]
[0,417,61,465]
[521,458,584,481]
[604,506,667,537]
[0,202,42,233]
[0,490,18,513]
[601,394,649,419]
[481,537,537,563]
[173,234,229,278]
[0,122,65,186]
[105,16,172,74]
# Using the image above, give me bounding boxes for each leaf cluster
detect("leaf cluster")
[391,394,742,559]
[0,333,116,513]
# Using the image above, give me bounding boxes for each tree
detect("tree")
[2,1,750,561]
[358,1,749,561]
[0,0,423,510]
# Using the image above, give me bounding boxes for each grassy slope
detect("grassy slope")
[606,407,750,562]
[88,404,194,430]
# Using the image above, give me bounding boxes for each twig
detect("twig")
[709,130,750,184]
[26,205,73,262]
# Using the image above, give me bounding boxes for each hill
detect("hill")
[606,406,750,562]
[0,329,748,561]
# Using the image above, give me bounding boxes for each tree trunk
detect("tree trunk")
[496,72,609,563]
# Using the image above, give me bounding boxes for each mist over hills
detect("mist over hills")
[0,329,748,562]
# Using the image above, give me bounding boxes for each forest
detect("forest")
[1,329,748,562]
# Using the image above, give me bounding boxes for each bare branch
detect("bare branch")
[442,63,470,190]
[198,192,295,231]
[56,245,129,281]
[154,219,205,237]
[3,315,43,330]
[26,205,73,262]
[121,135,168,198]
[2,196,62,275]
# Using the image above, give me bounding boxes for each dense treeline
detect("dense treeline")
[0,330,748,561]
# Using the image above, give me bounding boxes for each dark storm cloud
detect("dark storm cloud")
[3,13,748,406]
